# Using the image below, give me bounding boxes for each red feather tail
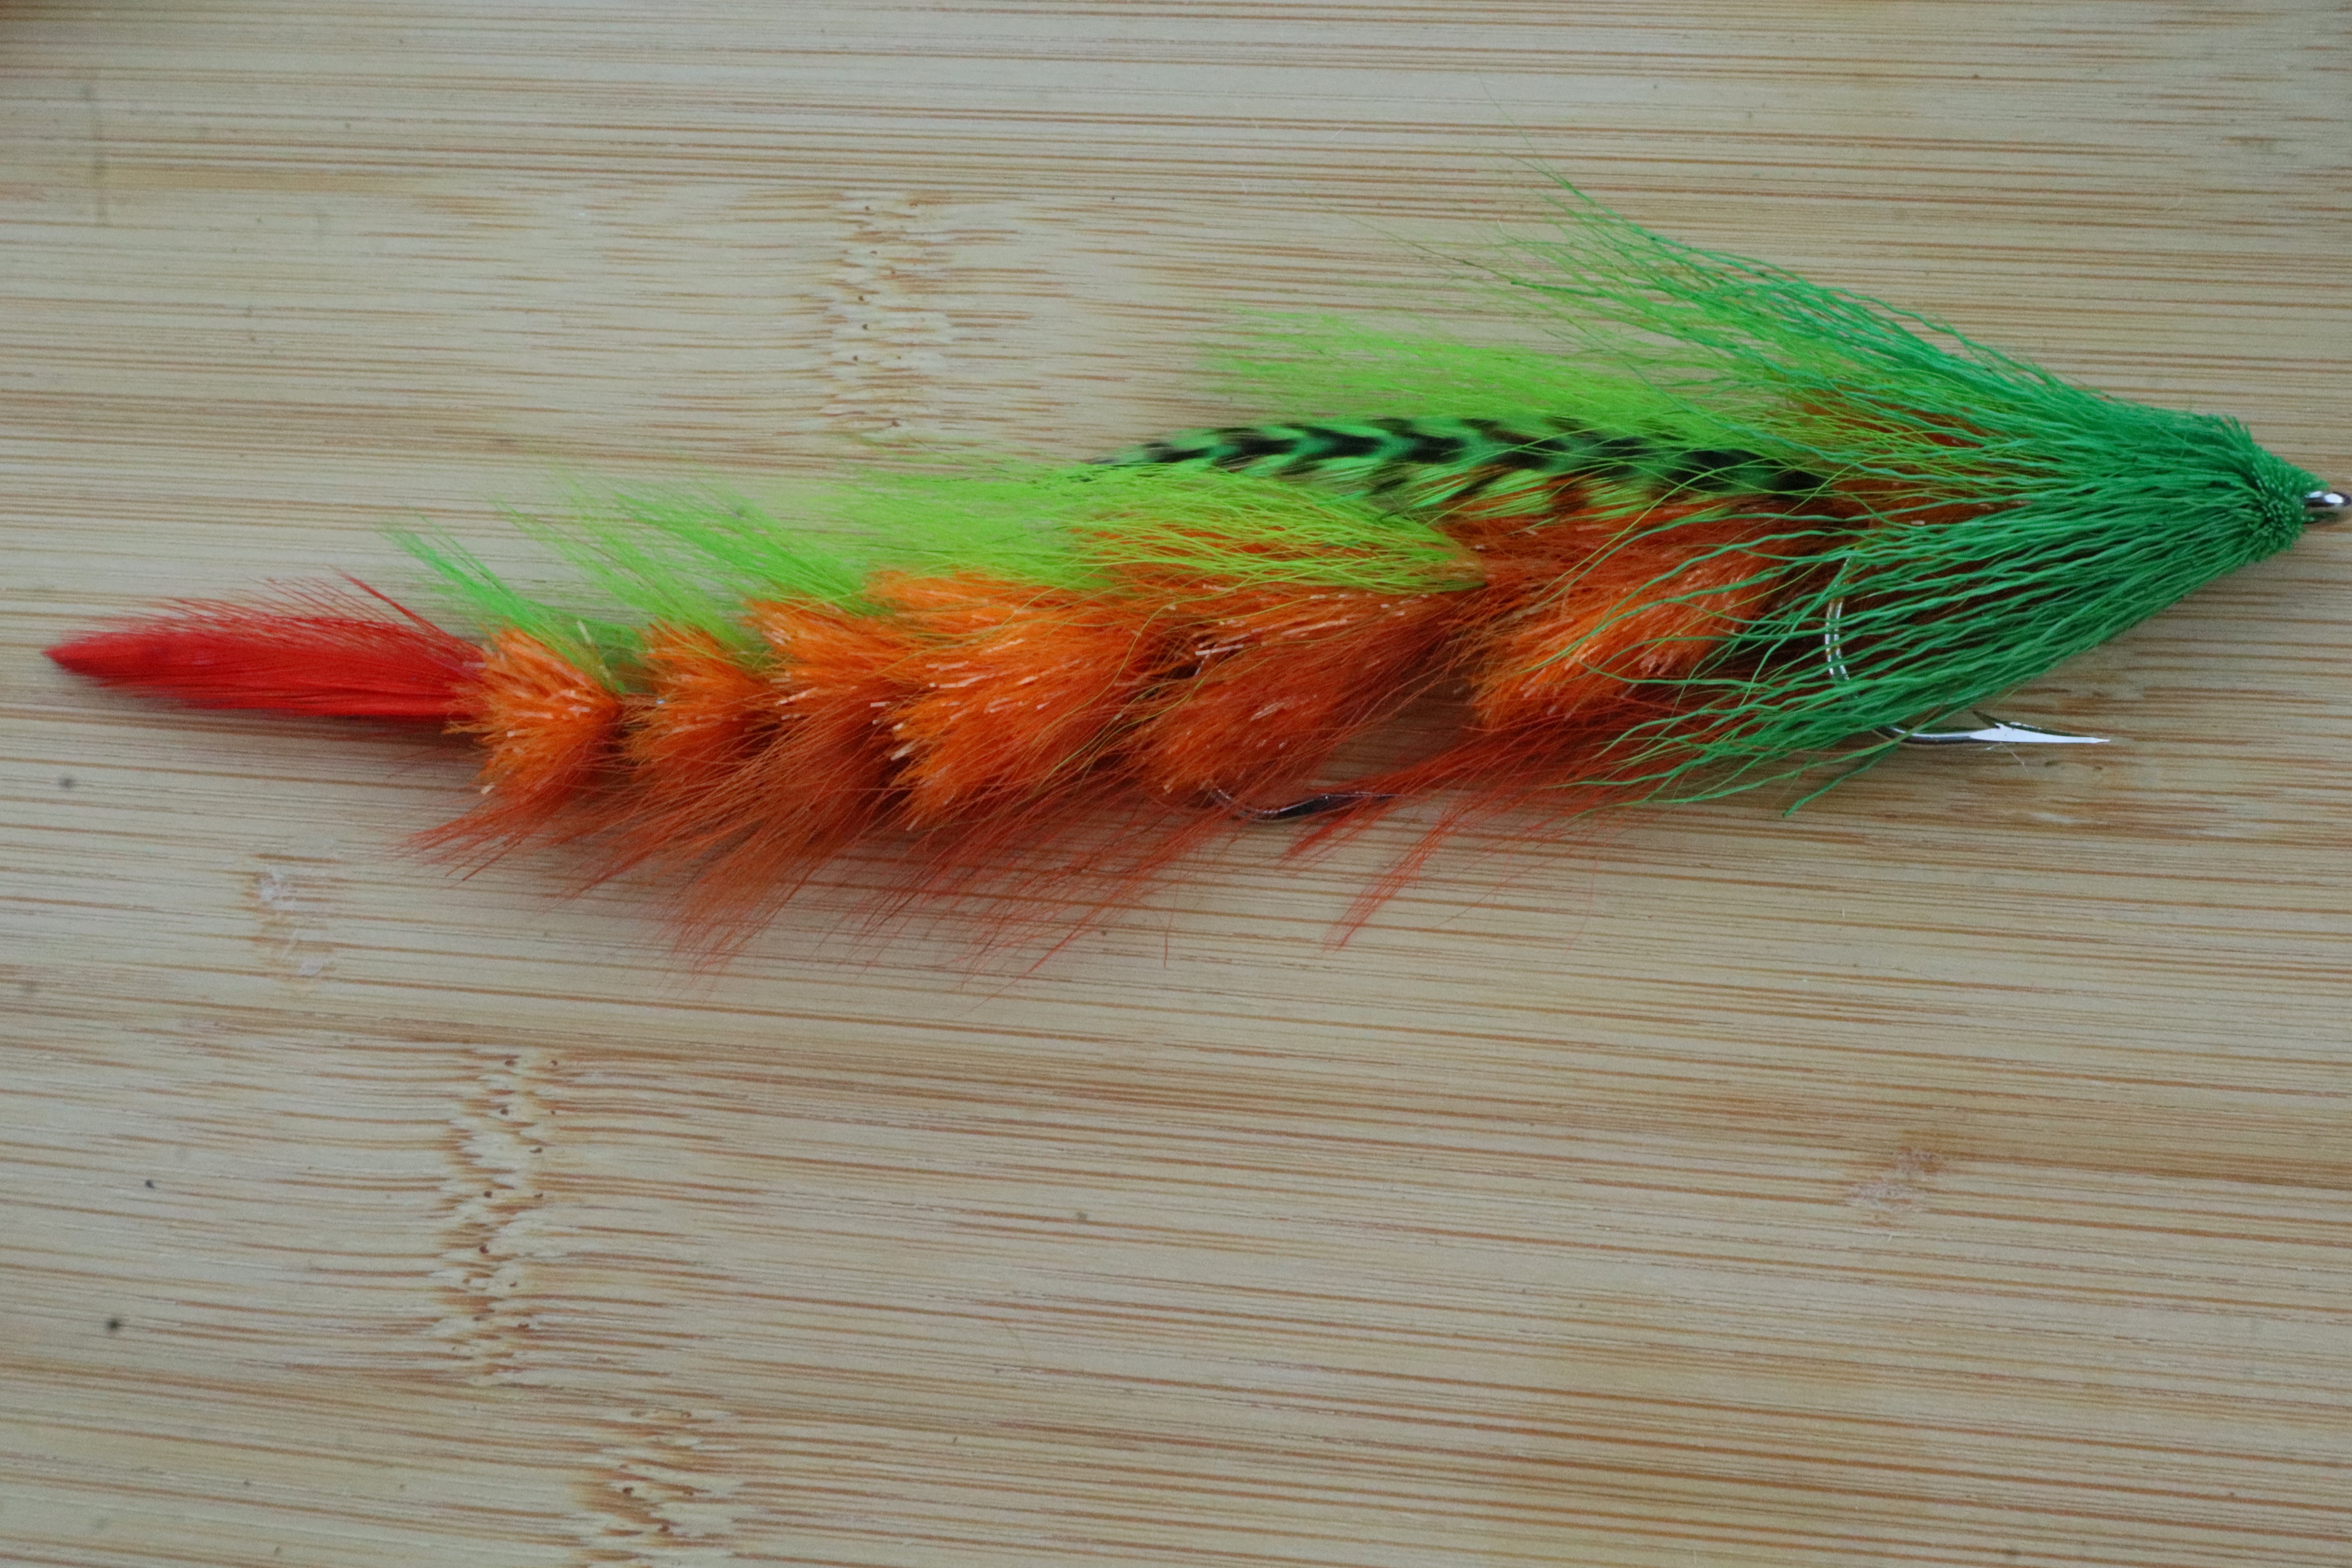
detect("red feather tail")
[44,584,482,722]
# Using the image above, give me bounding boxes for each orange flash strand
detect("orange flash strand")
[1124,584,1463,805]
[425,630,620,860]
[606,625,779,871]
[657,600,916,941]
[875,573,1171,829]
[1466,506,1786,734]
[1323,496,1797,812]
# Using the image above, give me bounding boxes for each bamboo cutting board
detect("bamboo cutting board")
[4,4,2350,1565]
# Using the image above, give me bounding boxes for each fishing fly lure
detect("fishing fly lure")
[48,190,2344,941]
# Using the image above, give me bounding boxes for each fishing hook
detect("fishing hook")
[1216,489,2352,815]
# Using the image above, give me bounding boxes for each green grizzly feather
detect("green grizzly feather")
[1098,415,1828,514]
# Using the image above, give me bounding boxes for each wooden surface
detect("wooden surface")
[5,4,2350,1565]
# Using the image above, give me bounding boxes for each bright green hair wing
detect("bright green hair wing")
[1194,185,2325,796]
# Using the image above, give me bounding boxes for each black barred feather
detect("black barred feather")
[1100,416,1827,512]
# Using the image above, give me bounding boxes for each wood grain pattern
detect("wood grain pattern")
[4,4,2349,1565]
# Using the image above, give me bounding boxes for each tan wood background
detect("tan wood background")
[5,4,2350,1564]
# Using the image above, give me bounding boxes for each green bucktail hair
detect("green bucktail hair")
[401,463,1483,678]
[1163,183,2325,799]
